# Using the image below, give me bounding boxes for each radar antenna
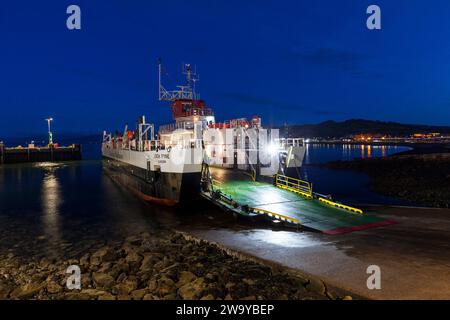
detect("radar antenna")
[158,59,199,101]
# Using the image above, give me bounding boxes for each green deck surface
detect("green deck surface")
[212,176,391,233]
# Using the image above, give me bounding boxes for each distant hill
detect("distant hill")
[280,119,450,138]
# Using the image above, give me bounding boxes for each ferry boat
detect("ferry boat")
[102,61,306,205]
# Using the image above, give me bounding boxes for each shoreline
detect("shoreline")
[0,230,352,300]
[323,144,450,208]
[185,204,450,300]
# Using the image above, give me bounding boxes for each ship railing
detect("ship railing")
[275,174,313,199]
[275,138,304,148]
[163,139,203,150]
[107,137,203,151]
[185,107,214,117]
[159,122,194,134]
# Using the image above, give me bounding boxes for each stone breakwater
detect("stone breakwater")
[0,231,351,300]
[328,153,450,208]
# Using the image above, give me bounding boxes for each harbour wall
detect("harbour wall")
[0,144,82,164]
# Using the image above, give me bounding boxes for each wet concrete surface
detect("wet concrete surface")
[178,205,450,300]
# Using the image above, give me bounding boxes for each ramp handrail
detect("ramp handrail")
[275,174,313,198]
[249,207,300,225]
[318,197,364,215]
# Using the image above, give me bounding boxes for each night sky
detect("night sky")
[1,0,450,138]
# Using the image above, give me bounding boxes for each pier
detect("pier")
[0,143,82,164]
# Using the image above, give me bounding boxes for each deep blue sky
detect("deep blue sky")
[1,0,450,137]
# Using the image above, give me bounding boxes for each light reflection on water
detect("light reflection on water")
[299,144,412,205]
[41,169,62,247]
[0,157,162,259]
[0,143,413,259]
[304,143,410,164]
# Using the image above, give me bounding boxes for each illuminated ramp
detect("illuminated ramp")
[205,170,395,235]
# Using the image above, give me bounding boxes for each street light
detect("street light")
[45,118,53,146]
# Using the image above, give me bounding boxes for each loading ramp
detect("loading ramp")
[201,168,395,234]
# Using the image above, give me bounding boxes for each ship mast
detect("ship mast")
[158,59,198,101]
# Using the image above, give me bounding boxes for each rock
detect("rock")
[80,254,90,267]
[200,294,215,300]
[10,282,45,299]
[125,235,143,246]
[81,273,92,289]
[157,276,175,297]
[126,251,143,270]
[116,273,127,283]
[148,278,158,292]
[115,279,138,295]
[242,296,257,300]
[47,281,63,294]
[81,289,108,298]
[162,293,177,300]
[0,282,13,299]
[342,295,353,300]
[178,278,206,300]
[176,271,196,288]
[306,278,326,296]
[90,247,118,266]
[204,283,225,298]
[39,258,51,269]
[205,273,218,282]
[92,272,114,289]
[131,289,147,300]
[191,263,205,277]
[141,239,155,252]
[225,282,235,291]
[243,278,256,286]
[111,261,130,279]
[98,293,116,300]
[224,294,233,300]
[140,255,154,271]
[143,293,154,300]
[64,292,91,300]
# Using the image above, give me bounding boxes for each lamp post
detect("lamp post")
[45,118,53,146]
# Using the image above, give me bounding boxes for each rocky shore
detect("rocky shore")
[328,153,450,208]
[0,231,348,300]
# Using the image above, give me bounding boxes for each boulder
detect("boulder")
[92,272,114,289]
[98,293,116,300]
[157,276,175,297]
[46,281,63,294]
[10,282,45,299]
[115,279,138,295]
[140,255,155,271]
[178,278,206,300]
[126,251,143,270]
[176,271,196,288]
[131,289,147,300]
[90,247,118,266]
[0,281,13,299]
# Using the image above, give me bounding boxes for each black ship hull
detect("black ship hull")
[102,157,202,205]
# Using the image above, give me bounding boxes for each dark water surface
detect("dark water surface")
[0,143,410,259]
[300,144,412,205]
[0,150,164,259]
